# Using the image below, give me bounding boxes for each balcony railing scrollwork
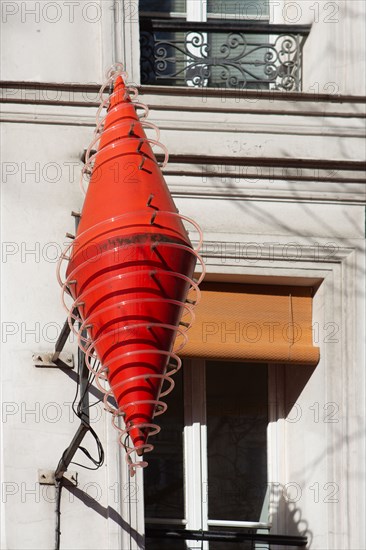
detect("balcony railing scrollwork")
[140,18,311,91]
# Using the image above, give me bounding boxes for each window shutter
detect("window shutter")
[178,282,320,365]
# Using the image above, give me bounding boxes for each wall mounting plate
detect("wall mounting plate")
[38,469,78,486]
[32,352,74,369]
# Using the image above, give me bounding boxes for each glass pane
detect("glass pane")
[144,368,184,520]
[207,0,269,18]
[207,32,271,90]
[140,0,186,14]
[206,362,268,522]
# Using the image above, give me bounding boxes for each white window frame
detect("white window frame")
[145,357,280,550]
[184,359,209,549]
[185,359,278,548]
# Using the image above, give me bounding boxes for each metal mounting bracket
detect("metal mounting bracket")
[32,352,74,369]
[38,469,78,486]
[32,301,78,370]
[38,213,91,487]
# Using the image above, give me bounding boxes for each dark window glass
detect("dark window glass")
[207,0,269,18]
[144,368,184,520]
[145,534,186,550]
[206,361,268,522]
[140,0,186,14]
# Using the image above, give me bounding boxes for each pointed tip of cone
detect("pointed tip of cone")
[114,75,125,90]
[109,75,128,110]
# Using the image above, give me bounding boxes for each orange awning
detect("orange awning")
[178,283,320,365]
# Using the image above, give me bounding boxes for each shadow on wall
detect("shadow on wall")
[282,364,317,419]
[270,363,315,549]
[62,484,145,549]
[208,169,366,278]
[271,493,313,548]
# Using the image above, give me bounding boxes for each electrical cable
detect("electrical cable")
[70,354,105,471]
[55,347,105,482]
[70,424,104,471]
[55,477,63,550]
[53,348,105,549]
[71,351,82,418]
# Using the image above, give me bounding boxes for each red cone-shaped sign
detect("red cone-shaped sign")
[63,72,202,467]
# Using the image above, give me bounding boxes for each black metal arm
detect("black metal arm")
[146,527,307,546]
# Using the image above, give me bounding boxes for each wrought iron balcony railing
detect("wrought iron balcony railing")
[140,18,311,92]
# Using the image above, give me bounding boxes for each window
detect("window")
[139,0,309,91]
[144,359,271,550]
[143,282,319,548]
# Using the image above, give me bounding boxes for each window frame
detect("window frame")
[138,0,271,87]
[109,237,359,549]
[139,1,270,21]
[114,0,309,89]
[144,357,284,549]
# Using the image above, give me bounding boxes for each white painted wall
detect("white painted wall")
[1,2,365,549]
[0,1,105,83]
[272,0,366,95]
[1,0,365,94]
[1,120,119,549]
